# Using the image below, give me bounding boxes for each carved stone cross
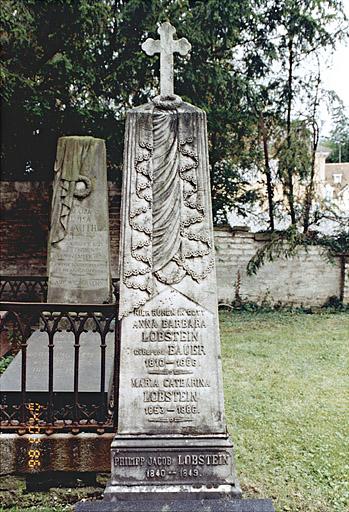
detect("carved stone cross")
[142,22,191,97]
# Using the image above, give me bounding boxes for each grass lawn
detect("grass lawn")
[221,310,349,512]
[0,310,348,512]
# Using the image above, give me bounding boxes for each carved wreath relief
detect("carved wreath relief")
[50,138,93,244]
[123,104,214,312]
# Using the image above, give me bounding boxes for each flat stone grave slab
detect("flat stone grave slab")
[76,497,275,512]
[0,330,114,416]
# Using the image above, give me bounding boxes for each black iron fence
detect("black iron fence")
[0,276,119,303]
[0,301,119,435]
[0,276,48,302]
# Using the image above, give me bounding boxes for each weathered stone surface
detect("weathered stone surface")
[47,136,111,303]
[106,435,240,498]
[118,288,225,435]
[111,91,239,494]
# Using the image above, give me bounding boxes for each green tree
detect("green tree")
[324,101,349,163]
[1,0,347,229]
[1,0,113,177]
[245,0,347,232]
[0,0,263,223]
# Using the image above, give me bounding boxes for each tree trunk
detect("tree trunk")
[259,113,275,231]
[303,122,319,233]
[303,68,321,233]
[285,36,296,226]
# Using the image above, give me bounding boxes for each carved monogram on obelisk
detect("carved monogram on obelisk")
[142,21,191,96]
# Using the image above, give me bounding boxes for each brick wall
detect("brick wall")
[0,181,121,277]
[1,182,348,306]
[107,182,121,276]
[0,182,50,276]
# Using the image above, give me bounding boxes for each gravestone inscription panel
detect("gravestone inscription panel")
[47,136,111,303]
[118,292,224,435]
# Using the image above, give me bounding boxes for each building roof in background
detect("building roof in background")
[325,163,349,189]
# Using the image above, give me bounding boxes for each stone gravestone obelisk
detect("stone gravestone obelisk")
[108,21,240,497]
[47,136,111,303]
[76,23,274,512]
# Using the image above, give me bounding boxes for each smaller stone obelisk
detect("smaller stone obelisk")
[47,136,111,304]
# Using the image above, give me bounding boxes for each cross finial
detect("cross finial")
[142,22,191,97]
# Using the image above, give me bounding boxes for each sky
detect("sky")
[320,0,349,136]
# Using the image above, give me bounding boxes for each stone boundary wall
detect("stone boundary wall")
[214,226,348,306]
[0,182,49,276]
[1,182,348,306]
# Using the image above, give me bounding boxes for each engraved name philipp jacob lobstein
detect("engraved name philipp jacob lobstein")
[113,452,231,482]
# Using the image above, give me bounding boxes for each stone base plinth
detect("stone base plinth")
[105,434,241,497]
[0,433,113,475]
[75,497,275,511]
